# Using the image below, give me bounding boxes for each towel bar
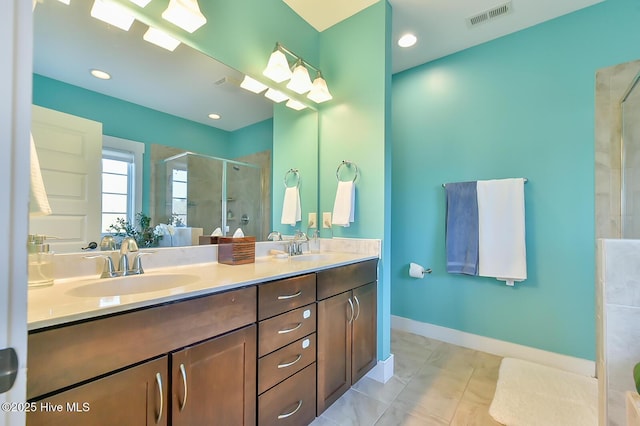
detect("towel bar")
[336,160,359,182]
[442,178,528,188]
[284,168,300,188]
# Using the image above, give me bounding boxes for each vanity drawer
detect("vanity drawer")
[258,334,316,394]
[258,363,316,426]
[258,304,316,357]
[259,274,316,320]
[28,286,257,399]
[317,259,378,300]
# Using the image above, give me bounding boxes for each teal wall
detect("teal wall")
[33,74,271,214]
[391,0,640,360]
[318,1,392,360]
[272,105,318,235]
[229,118,273,159]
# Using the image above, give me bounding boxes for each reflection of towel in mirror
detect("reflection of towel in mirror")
[30,132,52,216]
[445,181,479,275]
[280,186,301,226]
[332,181,355,227]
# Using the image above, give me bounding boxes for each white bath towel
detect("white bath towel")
[280,186,301,226]
[477,178,526,285]
[332,180,355,227]
[29,132,52,216]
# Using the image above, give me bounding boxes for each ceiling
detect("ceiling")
[283,0,605,74]
[33,0,273,132]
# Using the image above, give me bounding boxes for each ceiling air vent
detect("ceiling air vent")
[467,1,512,28]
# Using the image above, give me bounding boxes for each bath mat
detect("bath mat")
[489,358,597,426]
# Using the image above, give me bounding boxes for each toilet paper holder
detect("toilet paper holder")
[409,262,432,278]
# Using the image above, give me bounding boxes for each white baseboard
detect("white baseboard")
[366,354,395,384]
[392,315,596,378]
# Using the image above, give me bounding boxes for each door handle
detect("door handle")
[0,347,18,394]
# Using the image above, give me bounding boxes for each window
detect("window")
[171,168,188,226]
[101,136,145,233]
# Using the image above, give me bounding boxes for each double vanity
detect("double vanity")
[25,246,379,425]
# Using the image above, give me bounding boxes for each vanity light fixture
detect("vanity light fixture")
[143,27,181,51]
[398,33,417,48]
[90,69,111,80]
[263,46,292,83]
[307,72,333,103]
[57,0,71,5]
[263,42,333,103]
[239,75,268,94]
[129,0,152,7]
[90,0,135,31]
[286,59,313,94]
[208,113,221,120]
[162,0,207,33]
[285,99,307,111]
[264,88,288,103]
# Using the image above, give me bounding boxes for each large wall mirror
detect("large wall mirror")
[31,0,318,253]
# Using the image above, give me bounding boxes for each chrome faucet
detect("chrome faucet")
[291,231,309,255]
[118,237,139,275]
[266,231,283,241]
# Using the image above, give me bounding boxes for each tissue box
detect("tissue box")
[199,236,221,245]
[217,236,256,265]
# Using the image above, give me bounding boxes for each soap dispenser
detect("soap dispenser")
[27,234,54,287]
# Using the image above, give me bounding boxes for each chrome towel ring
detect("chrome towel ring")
[336,160,359,182]
[284,168,300,188]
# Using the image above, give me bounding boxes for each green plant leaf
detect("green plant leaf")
[634,362,640,394]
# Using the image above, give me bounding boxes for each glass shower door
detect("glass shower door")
[225,161,264,238]
[621,71,640,238]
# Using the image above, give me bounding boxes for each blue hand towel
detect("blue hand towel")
[445,181,479,275]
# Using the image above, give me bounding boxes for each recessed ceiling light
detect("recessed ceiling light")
[398,33,417,48]
[90,69,111,80]
[208,113,221,120]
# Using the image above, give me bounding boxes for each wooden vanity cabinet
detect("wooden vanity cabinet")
[316,259,378,414]
[171,325,256,426]
[27,286,257,426]
[27,356,168,426]
[257,274,317,426]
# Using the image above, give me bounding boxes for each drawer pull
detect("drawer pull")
[277,290,302,300]
[179,363,188,411]
[278,322,302,334]
[277,400,303,420]
[277,354,302,369]
[155,372,163,424]
[347,298,355,323]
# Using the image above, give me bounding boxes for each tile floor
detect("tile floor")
[310,329,504,426]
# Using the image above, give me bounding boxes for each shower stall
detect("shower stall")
[621,71,640,238]
[154,151,266,240]
[595,61,640,426]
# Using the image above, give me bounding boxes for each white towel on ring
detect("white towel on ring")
[477,178,526,285]
[332,180,355,227]
[280,186,301,226]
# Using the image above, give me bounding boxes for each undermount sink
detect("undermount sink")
[66,273,200,297]
[289,253,330,262]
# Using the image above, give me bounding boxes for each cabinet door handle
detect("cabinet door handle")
[277,400,303,420]
[347,298,355,323]
[277,290,302,300]
[155,372,163,424]
[278,322,302,334]
[277,354,302,369]
[353,295,361,321]
[179,363,188,412]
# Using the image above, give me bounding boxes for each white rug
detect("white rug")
[489,358,598,426]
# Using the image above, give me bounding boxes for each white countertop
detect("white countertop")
[28,252,377,331]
